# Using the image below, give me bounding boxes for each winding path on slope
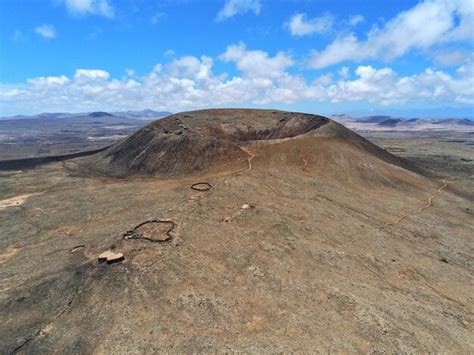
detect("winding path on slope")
[237,146,290,198]
[239,146,451,231]
[239,146,256,173]
[379,179,449,230]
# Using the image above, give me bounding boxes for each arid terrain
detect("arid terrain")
[0,110,169,160]
[0,109,473,353]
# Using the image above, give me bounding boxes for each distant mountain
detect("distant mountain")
[331,114,474,132]
[0,109,172,121]
[432,118,474,126]
[0,113,148,130]
[378,118,404,127]
[88,111,114,118]
[112,109,171,120]
[0,112,77,120]
[357,116,395,123]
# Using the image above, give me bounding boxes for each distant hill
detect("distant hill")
[331,114,474,132]
[357,116,395,123]
[88,111,114,118]
[432,118,474,126]
[0,113,148,131]
[111,109,172,120]
[0,109,172,121]
[1,112,77,120]
[0,111,153,160]
[378,118,404,127]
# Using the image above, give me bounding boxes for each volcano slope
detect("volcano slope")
[0,109,473,353]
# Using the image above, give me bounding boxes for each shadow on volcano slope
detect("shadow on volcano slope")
[1,109,472,353]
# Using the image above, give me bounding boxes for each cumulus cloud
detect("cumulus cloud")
[63,0,114,18]
[313,73,332,86]
[327,61,474,105]
[433,50,471,66]
[216,0,261,21]
[27,75,70,86]
[35,25,56,39]
[307,0,474,68]
[220,42,293,78]
[286,13,334,36]
[338,66,349,79]
[1,45,473,114]
[74,69,110,80]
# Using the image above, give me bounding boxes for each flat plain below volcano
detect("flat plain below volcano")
[0,109,473,353]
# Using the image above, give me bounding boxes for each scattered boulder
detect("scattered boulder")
[98,251,113,263]
[98,251,124,264]
[106,252,124,264]
[240,203,255,210]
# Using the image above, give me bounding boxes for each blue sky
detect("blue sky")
[0,0,473,117]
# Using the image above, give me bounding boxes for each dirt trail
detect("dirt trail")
[302,158,309,171]
[233,147,451,230]
[239,146,256,173]
[237,146,291,199]
[379,179,448,229]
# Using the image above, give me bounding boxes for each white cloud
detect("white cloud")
[63,0,114,18]
[313,73,332,86]
[1,45,473,114]
[457,56,474,79]
[307,0,474,68]
[166,56,218,82]
[433,50,471,66]
[35,25,56,39]
[220,42,293,78]
[327,61,474,105]
[74,69,110,80]
[286,13,334,36]
[27,75,70,86]
[216,0,261,21]
[338,66,349,79]
[347,15,364,26]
